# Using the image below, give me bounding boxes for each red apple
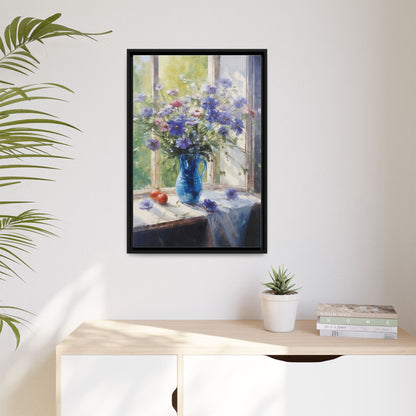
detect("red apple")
[149,189,161,199]
[157,193,168,205]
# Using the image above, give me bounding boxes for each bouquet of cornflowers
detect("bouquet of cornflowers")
[133,77,258,161]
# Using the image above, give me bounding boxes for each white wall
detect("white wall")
[0,0,415,415]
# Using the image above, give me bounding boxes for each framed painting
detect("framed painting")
[127,49,267,253]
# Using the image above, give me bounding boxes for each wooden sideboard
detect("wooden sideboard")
[56,320,416,416]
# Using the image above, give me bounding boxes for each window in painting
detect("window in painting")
[132,54,262,194]
[158,55,208,188]
[132,55,152,190]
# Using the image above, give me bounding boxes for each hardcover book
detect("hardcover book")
[316,323,398,333]
[319,329,398,340]
[317,303,397,319]
[318,316,398,327]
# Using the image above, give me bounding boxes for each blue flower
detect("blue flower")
[226,188,238,200]
[206,109,219,123]
[176,137,192,150]
[186,116,200,126]
[155,83,164,91]
[231,118,244,135]
[167,119,186,136]
[217,110,233,126]
[167,89,179,96]
[201,97,218,110]
[218,126,229,137]
[146,138,160,151]
[175,114,189,124]
[204,85,217,94]
[234,96,247,108]
[139,198,153,210]
[202,198,218,212]
[141,107,153,117]
[218,78,232,88]
[158,106,173,117]
[134,92,146,102]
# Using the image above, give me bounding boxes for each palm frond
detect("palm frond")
[0,210,55,280]
[0,14,111,82]
[0,305,33,349]
[0,83,76,183]
[0,14,110,349]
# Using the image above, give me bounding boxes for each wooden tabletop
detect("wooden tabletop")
[56,320,416,356]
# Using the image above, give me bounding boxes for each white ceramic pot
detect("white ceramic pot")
[261,291,299,332]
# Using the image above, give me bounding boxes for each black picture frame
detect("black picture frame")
[127,49,267,253]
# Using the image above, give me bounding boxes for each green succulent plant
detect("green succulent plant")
[0,13,110,348]
[263,265,300,295]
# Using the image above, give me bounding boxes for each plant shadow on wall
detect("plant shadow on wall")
[0,14,111,348]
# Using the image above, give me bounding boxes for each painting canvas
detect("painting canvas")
[127,50,267,253]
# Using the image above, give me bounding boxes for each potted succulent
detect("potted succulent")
[261,266,300,332]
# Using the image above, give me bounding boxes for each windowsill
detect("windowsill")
[133,184,253,198]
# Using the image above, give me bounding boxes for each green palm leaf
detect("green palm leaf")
[0,13,110,348]
[0,210,56,280]
[0,84,76,177]
[0,14,111,82]
[0,305,33,348]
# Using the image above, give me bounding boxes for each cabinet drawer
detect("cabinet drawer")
[61,355,177,416]
[183,355,416,416]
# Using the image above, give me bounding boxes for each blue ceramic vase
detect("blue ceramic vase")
[175,153,207,204]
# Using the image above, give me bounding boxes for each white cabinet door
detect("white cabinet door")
[285,355,416,416]
[183,355,416,416]
[61,355,177,416]
[184,355,287,416]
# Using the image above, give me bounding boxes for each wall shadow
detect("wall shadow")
[0,263,106,416]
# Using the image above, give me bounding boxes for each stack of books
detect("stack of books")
[317,303,398,339]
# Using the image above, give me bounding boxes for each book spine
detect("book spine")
[318,316,398,327]
[316,323,398,333]
[317,311,397,319]
[319,330,398,339]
